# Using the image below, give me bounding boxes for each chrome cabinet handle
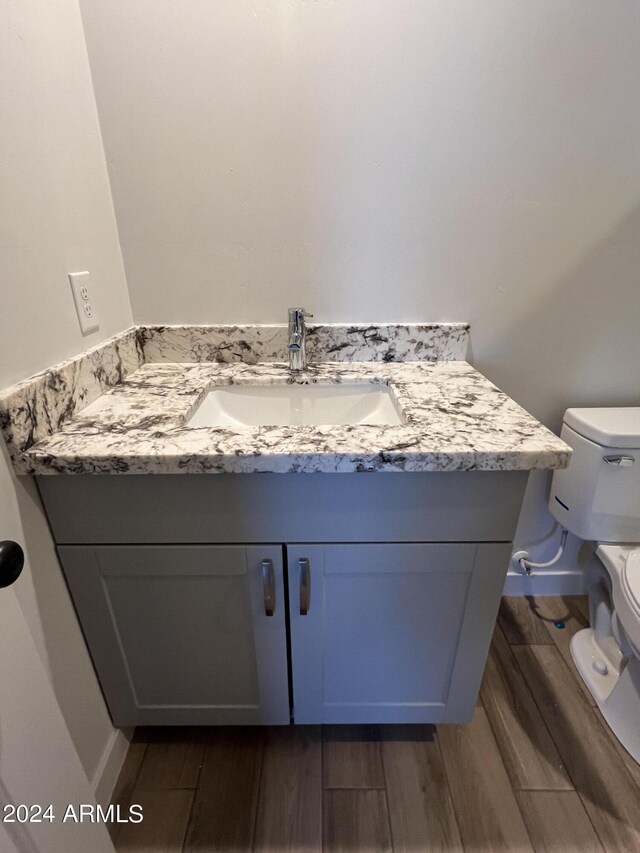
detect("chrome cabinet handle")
[603,455,635,467]
[261,559,275,617]
[299,557,310,615]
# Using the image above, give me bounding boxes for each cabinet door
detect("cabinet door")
[58,545,289,726]
[288,543,510,724]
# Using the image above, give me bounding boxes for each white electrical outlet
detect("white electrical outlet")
[69,271,99,335]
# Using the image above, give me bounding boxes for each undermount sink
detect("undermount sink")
[188,383,404,428]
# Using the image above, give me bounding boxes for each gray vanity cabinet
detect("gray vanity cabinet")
[287,543,510,723]
[57,544,290,727]
[42,472,528,727]
[57,539,510,727]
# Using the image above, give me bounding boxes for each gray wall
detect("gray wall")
[0,0,133,785]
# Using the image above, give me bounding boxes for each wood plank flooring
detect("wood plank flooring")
[109,595,640,852]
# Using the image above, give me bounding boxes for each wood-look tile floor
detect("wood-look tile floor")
[109,596,640,852]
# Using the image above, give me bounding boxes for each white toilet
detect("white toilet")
[549,407,640,762]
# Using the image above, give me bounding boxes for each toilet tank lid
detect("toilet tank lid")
[564,407,640,448]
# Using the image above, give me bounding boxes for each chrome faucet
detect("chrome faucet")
[287,307,313,372]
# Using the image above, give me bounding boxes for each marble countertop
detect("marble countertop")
[19,360,571,475]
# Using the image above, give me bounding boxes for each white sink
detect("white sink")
[188,384,403,428]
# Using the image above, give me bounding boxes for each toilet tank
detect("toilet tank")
[549,408,640,543]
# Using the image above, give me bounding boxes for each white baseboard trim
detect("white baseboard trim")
[503,569,585,596]
[92,728,131,807]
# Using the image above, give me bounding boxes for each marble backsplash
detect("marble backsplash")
[0,328,143,465]
[137,323,469,364]
[0,323,469,463]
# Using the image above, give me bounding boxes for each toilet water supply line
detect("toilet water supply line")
[514,528,569,576]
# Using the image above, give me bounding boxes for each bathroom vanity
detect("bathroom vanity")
[0,323,571,728]
[41,471,525,726]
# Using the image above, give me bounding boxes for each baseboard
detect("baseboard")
[92,728,131,807]
[503,569,585,596]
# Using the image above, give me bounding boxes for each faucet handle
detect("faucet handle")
[288,307,313,330]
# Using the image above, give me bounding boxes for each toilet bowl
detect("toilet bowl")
[549,407,640,763]
[619,548,640,647]
[569,544,640,762]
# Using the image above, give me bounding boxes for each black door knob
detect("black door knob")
[0,541,25,588]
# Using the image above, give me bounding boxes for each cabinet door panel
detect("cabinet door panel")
[288,543,509,724]
[58,545,289,726]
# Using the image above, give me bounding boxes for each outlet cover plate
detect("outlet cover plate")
[69,271,99,335]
